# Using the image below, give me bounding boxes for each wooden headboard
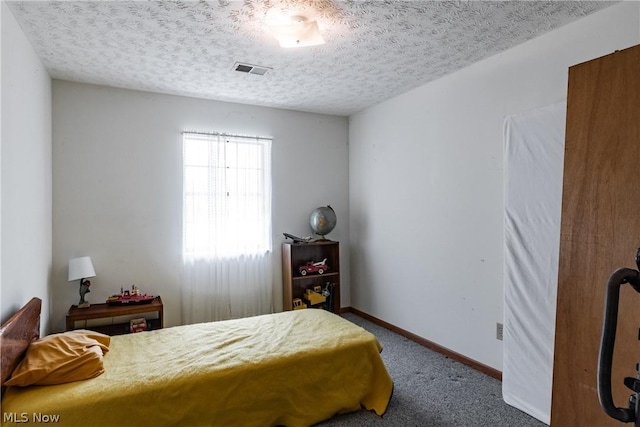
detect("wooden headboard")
[0,297,41,393]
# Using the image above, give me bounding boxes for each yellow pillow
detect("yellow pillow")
[4,330,110,387]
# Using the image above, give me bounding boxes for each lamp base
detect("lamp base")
[78,302,90,309]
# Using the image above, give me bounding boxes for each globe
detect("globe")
[310,205,337,238]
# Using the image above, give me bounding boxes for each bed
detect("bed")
[1,298,393,426]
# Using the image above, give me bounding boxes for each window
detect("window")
[182,132,272,259]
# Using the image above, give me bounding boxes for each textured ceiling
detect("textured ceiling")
[7,1,615,116]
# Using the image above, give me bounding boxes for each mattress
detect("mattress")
[2,309,393,426]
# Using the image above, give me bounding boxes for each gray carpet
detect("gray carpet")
[315,313,547,427]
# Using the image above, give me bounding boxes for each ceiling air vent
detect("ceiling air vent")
[233,62,271,76]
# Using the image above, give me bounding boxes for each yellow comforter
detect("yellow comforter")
[2,309,393,426]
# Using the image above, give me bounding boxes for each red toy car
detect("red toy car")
[299,258,328,276]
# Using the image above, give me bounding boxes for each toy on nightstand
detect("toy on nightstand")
[130,317,147,333]
[107,285,155,305]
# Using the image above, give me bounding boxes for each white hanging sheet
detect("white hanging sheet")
[503,101,566,425]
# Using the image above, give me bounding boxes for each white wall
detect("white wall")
[349,1,640,370]
[51,81,349,332]
[1,2,52,334]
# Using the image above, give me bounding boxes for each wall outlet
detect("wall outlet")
[496,322,503,341]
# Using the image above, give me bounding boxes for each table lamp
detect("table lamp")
[68,256,96,308]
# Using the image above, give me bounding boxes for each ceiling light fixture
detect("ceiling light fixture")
[267,14,325,48]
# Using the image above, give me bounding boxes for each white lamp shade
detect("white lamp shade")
[68,256,96,281]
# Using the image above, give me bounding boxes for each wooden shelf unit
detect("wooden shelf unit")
[282,240,340,313]
[66,296,164,335]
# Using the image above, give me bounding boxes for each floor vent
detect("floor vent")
[233,62,271,76]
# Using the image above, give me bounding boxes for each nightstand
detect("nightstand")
[66,296,163,335]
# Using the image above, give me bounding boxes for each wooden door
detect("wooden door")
[551,44,640,426]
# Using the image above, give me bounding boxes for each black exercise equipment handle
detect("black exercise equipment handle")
[597,264,640,423]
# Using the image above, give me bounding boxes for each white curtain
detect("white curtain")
[181,254,273,323]
[181,133,273,324]
[503,101,566,425]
